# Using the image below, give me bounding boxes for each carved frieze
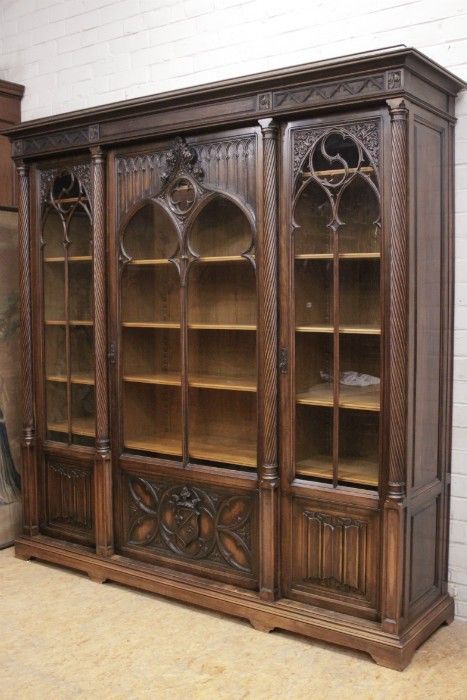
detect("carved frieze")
[275,73,386,111]
[125,476,255,574]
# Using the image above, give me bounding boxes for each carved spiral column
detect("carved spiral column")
[16,160,38,536]
[388,99,408,501]
[382,99,409,633]
[91,146,113,556]
[258,118,279,601]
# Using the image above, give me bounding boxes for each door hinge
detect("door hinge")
[108,342,116,364]
[279,347,288,374]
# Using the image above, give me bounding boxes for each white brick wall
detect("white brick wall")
[0,0,466,618]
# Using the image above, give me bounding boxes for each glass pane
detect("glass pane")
[187,198,256,468]
[295,333,333,407]
[294,181,332,256]
[338,177,380,254]
[122,265,180,325]
[123,383,182,457]
[43,262,65,322]
[46,380,67,439]
[45,326,66,379]
[42,209,64,258]
[120,204,181,459]
[295,259,333,331]
[339,335,380,412]
[189,388,256,468]
[70,325,94,384]
[69,261,92,322]
[71,384,95,446]
[68,204,92,257]
[339,259,380,333]
[338,410,379,487]
[123,204,178,260]
[296,405,333,480]
[189,198,252,257]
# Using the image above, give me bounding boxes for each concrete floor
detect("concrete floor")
[1,548,466,699]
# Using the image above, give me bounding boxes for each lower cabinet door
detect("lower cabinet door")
[40,455,95,547]
[285,496,380,619]
[116,468,259,589]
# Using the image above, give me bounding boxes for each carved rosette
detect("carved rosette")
[126,477,254,574]
[387,99,409,500]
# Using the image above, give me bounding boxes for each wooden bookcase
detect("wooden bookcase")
[5,48,465,670]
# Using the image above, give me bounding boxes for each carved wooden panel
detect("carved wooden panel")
[115,131,257,224]
[290,498,379,611]
[121,474,257,580]
[409,498,439,606]
[43,458,94,544]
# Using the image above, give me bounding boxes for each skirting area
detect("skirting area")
[1,548,466,699]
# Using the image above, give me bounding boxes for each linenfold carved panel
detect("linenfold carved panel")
[302,511,368,596]
[46,461,93,532]
[291,499,378,608]
[124,475,256,575]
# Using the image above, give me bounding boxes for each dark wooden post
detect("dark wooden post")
[382,98,409,633]
[16,160,38,536]
[91,146,113,557]
[258,118,279,601]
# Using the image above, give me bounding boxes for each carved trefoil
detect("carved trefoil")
[303,511,368,597]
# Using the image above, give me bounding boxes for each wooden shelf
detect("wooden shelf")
[52,197,89,204]
[45,320,93,326]
[296,455,379,487]
[297,383,380,411]
[123,372,256,392]
[188,323,256,331]
[190,435,256,468]
[197,255,250,264]
[47,417,95,438]
[303,166,374,178]
[128,259,172,266]
[125,434,256,467]
[124,372,181,386]
[44,256,92,263]
[296,325,380,335]
[47,373,95,386]
[190,374,256,392]
[124,435,182,457]
[295,252,380,260]
[122,322,180,329]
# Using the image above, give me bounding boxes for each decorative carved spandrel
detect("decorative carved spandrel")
[125,476,254,574]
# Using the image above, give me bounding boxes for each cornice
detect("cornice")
[3,46,465,159]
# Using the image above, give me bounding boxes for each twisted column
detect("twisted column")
[258,119,279,600]
[16,160,38,535]
[387,99,409,501]
[91,146,113,556]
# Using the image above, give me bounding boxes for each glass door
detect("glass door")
[292,127,381,488]
[42,171,95,447]
[118,192,257,470]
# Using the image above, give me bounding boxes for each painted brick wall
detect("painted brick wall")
[0,0,466,618]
